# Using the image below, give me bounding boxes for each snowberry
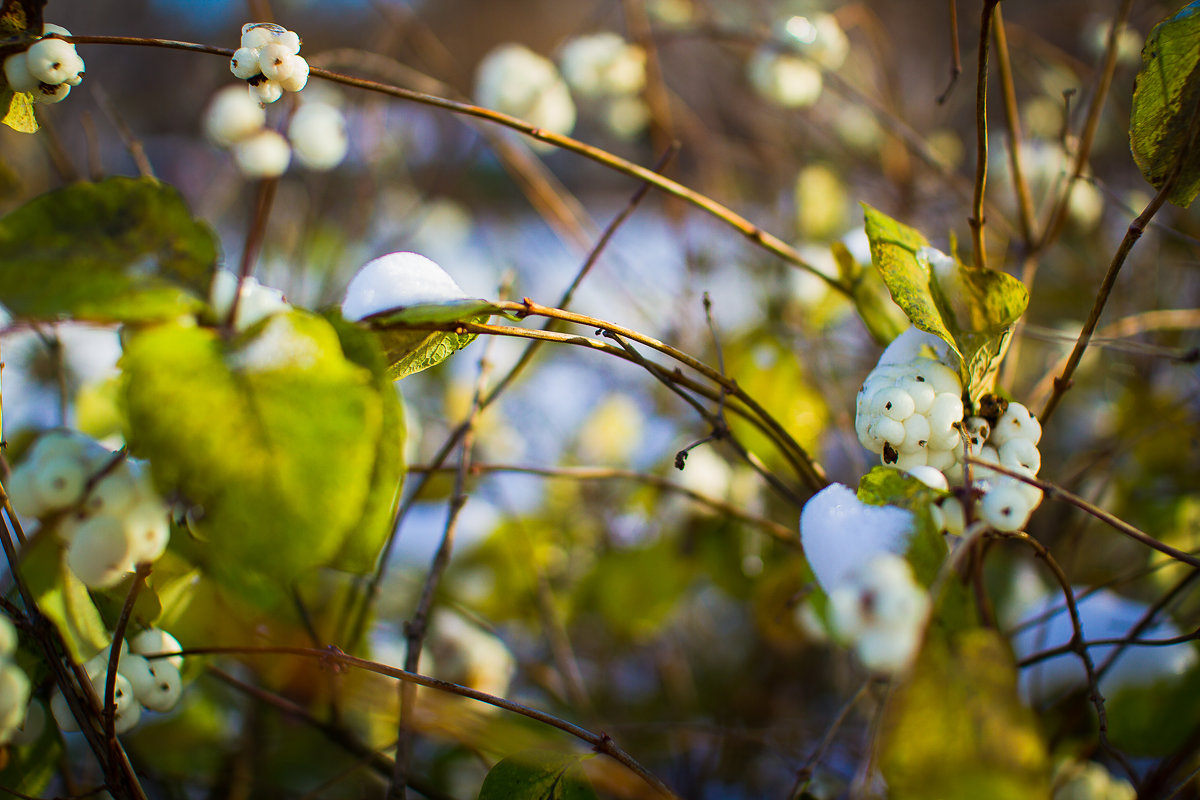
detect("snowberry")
[139,660,183,712]
[876,387,916,421]
[990,401,1042,446]
[204,84,267,147]
[475,43,576,140]
[115,653,157,701]
[31,81,71,104]
[747,49,822,108]
[125,500,170,563]
[248,76,284,106]
[278,56,309,93]
[89,670,140,734]
[80,468,140,520]
[288,101,348,170]
[31,456,87,511]
[907,465,949,492]
[130,628,184,670]
[230,46,261,79]
[979,483,1033,532]
[50,690,78,732]
[891,450,928,469]
[25,37,82,85]
[962,416,991,449]
[899,413,931,453]
[999,437,1041,474]
[559,32,647,97]
[3,53,39,93]
[258,43,296,81]
[779,13,849,70]
[829,553,929,673]
[928,392,965,436]
[241,22,286,50]
[232,128,291,177]
[66,515,134,588]
[938,496,966,535]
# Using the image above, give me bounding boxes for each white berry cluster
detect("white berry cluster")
[828,552,930,673]
[8,431,171,589]
[230,23,308,104]
[747,13,848,109]
[51,628,184,735]
[854,328,1046,534]
[1052,759,1135,800]
[0,615,32,744]
[2,24,85,105]
[474,44,577,146]
[559,33,649,139]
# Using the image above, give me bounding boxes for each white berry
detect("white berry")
[288,102,348,170]
[140,660,183,712]
[129,629,184,670]
[230,46,262,80]
[232,128,291,177]
[25,37,82,85]
[979,483,1034,532]
[66,515,134,588]
[3,53,39,93]
[204,84,267,147]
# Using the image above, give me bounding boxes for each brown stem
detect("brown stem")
[936,0,962,104]
[104,564,150,774]
[969,0,1001,270]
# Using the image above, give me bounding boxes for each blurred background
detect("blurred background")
[2,0,1199,796]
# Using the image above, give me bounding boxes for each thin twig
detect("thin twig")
[104,563,150,774]
[936,0,962,104]
[391,340,491,799]
[160,644,680,798]
[966,457,1200,570]
[969,0,1001,270]
[992,5,1037,246]
[226,178,279,334]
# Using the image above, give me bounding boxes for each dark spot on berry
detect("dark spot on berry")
[916,376,926,382]
[883,443,898,464]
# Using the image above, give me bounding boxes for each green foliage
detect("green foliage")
[862,204,1028,401]
[1130,1,1200,207]
[367,299,506,379]
[120,312,400,600]
[857,466,948,587]
[0,177,217,322]
[477,750,599,800]
[1107,664,1200,756]
[19,530,108,660]
[0,713,57,797]
[832,240,908,345]
[0,0,45,36]
[878,627,1050,799]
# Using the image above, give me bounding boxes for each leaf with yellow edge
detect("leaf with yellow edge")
[2,90,37,133]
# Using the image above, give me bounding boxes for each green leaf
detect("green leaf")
[833,240,908,345]
[478,750,599,800]
[878,627,1050,800]
[19,530,109,661]
[1107,664,1200,756]
[0,707,58,797]
[1,89,36,133]
[323,311,405,573]
[121,312,392,598]
[1130,1,1200,207]
[0,177,217,323]
[368,299,506,380]
[862,204,1028,400]
[856,467,948,587]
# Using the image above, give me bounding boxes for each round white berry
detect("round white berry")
[907,465,949,492]
[25,37,81,84]
[81,467,140,519]
[203,84,266,147]
[42,23,71,37]
[906,380,936,415]
[999,437,1041,474]
[7,465,44,519]
[746,48,822,108]
[979,483,1033,532]
[89,670,140,734]
[278,30,301,55]
[232,128,291,177]
[911,358,961,395]
[129,628,184,670]
[900,414,931,453]
[31,81,70,104]
[241,23,285,50]
[66,516,134,588]
[8,697,45,745]
[867,416,905,449]
[249,77,283,105]
[926,447,956,471]
[278,56,309,92]
[139,660,183,712]
[31,456,87,511]
[890,449,928,469]
[3,53,40,93]
[559,32,646,97]
[939,496,965,535]
[257,43,296,81]
[876,387,915,421]
[962,416,991,449]
[125,500,170,563]
[991,401,1042,446]
[475,43,576,139]
[116,653,157,701]
[230,46,262,80]
[0,664,31,739]
[50,689,78,732]
[288,102,348,170]
[928,392,965,435]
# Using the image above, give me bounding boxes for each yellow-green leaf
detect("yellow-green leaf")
[2,89,37,133]
[1130,1,1200,207]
